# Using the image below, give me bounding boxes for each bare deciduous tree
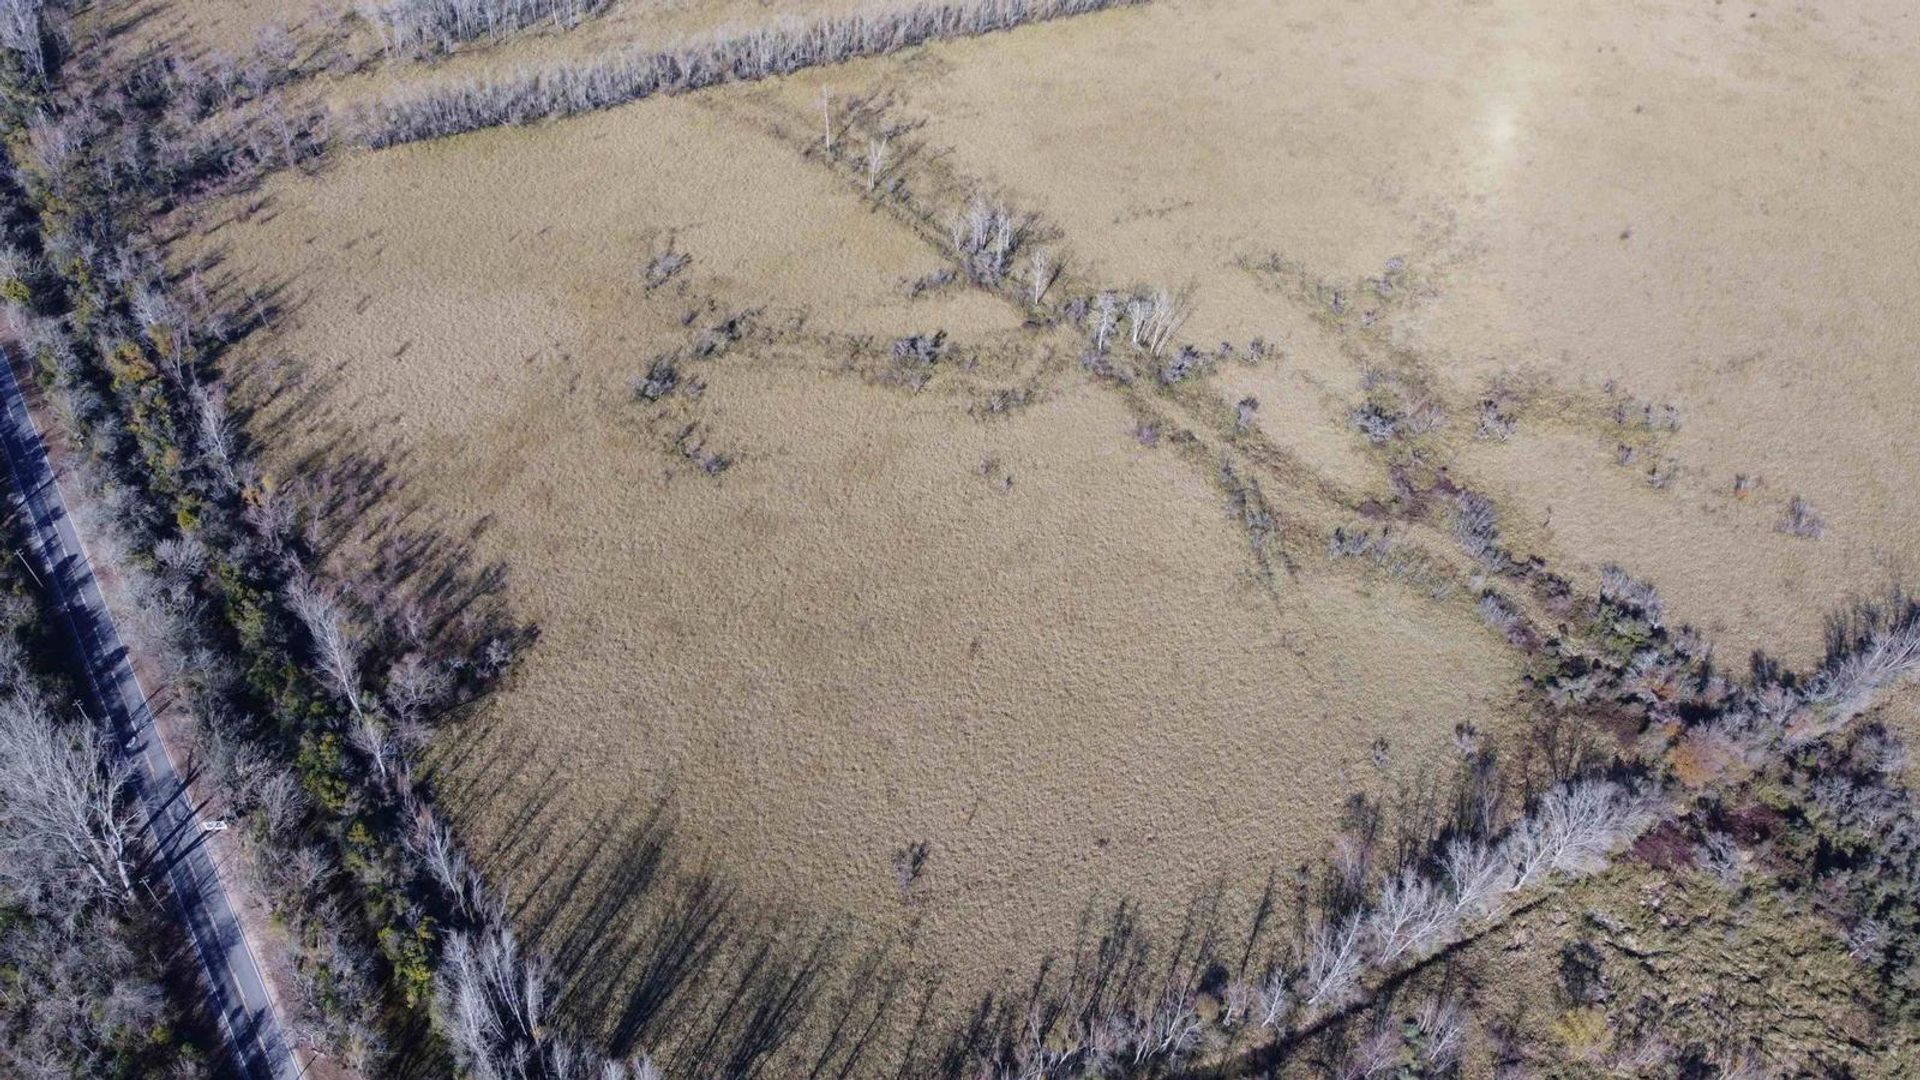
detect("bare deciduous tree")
[1254,968,1292,1030]
[1134,986,1202,1065]
[0,691,142,918]
[1802,599,1920,736]
[949,195,1026,288]
[0,0,46,82]
[1090,291,1119,354]
[1441,835,1505,920]
[289,573,367,717]
[190,383,238,488]
[360,0,610,55]
[1364,868,1455,966]
[1127,287,1188,357]
[1027,248,1053,305]
[1302,914,1365,1014]
[348,711,396,787]
[436,925,560,1080]
[866,134,888,192]
[1502,779,1655,892]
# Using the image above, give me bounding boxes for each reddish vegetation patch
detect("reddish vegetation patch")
[1630,821,1694,872]
[1584,702,1649,749]
[1721,800,1786,847]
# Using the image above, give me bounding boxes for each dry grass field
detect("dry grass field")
[182,81,1524,1029]
[742,0,1920,665]
[125,0,1920,1071]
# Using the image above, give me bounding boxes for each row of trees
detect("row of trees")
[355,0,1148,147]
[0,16,652,1076]
[0,476,213,1076]
[360,0,611,56]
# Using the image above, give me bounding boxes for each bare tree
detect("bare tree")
[242,479,299,556]
[0,0,46,82]
[1134,986,1202,1065]
[1600,565,1665,627]
[190,382,238,489]
[1340,1018,1401,1080]
[385,651,454,730]
[1802,601,1920,736]
[866,135,888,192]
[360,0,610,55]
[1414,994,1466,1071]
[0,691,142,917]
[1364,868,1455,966]
[1254,968,1292,1030]
[435,925,560,1080]
[1302,914,1365,1014]
[1027,248,1053,305]
[949,195,1026,287]
[1090,291,1119,353]
[289,573,367,717]
[347,710,397,787]
[357,0,1145,147]
[1440,835,1505,920]
[1128,287,1188,357]
[1502,779,1655,892]
[409,806,485,919]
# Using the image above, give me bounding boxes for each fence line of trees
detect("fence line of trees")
[360,0,610,56]
[355,0,1148,147]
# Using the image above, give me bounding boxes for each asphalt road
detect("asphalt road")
[0,352,297,1080]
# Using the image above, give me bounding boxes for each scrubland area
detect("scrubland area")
[5,0,1920,1077]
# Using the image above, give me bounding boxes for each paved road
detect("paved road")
[0,353,297,1080]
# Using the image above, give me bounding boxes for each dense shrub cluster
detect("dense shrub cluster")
[356,0,1148,147]
[1767,721,1920,1013]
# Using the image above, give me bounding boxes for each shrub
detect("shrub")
[1157,344,1207,386]
[1350,402,1398,444]
[634,356,679,401]
[890,330,946,368]
[1234,395,1259,433]
[1452,491,1502,568]
[1778,494,1825,539]
[1474,398,1514,440]
[642,244,690,291]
